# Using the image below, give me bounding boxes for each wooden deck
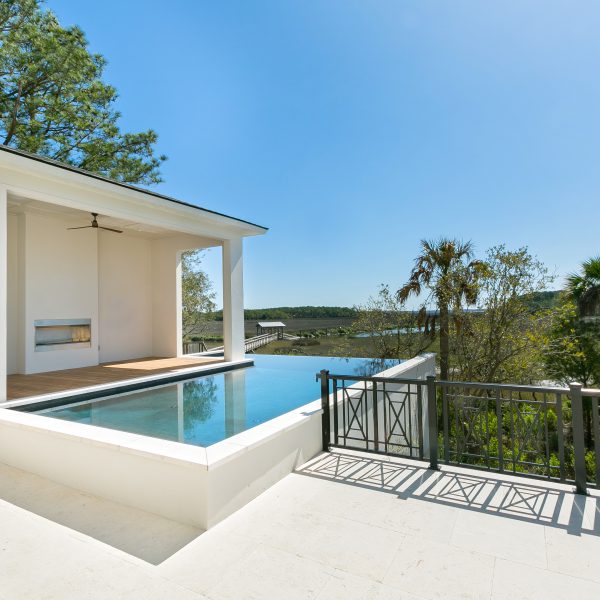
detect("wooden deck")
[6,356,224,401]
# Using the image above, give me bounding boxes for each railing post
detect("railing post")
[372,381,379,453]
[320,370,331,452]
[570,382,587,495]
[426,375,439,470]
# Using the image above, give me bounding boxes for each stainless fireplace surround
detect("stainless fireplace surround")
[34,319,92,352]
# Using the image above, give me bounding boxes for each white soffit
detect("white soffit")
[0,146,268,241]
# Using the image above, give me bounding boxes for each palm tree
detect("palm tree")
[397,238,482,380]
[565,256,600,447]
[567,256,600,318]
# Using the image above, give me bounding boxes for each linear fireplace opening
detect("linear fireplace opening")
[34,319,92,352]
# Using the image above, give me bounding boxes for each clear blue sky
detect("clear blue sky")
[48,0,600,309]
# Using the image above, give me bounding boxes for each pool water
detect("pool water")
[36,354,399,447]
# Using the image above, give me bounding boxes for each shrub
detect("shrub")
[292,339,320,347]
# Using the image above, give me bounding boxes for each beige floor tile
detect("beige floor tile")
[317,570,426,600]
[544,526,600,584]
[378,497,458,543]
[203,545,333,600]
[450,509,547,568]
[383,535,495,600]
[297,512,405,581]
[491,557,600,600]
[158,529,259,594]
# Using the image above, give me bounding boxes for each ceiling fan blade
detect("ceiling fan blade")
[67,226,93,230]
[99,226,123,233]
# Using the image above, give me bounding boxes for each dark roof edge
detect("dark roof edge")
[0,145,268,232]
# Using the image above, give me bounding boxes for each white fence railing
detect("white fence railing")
[187,333,279,356]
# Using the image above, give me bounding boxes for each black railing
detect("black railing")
[317,370,600,495]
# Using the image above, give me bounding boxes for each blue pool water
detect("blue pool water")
[36,354,399,447]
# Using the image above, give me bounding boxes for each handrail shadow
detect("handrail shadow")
[297,450,600,537]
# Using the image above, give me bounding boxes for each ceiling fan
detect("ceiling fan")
[67,212,122,234]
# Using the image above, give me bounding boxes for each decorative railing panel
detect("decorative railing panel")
[319,372,431,461]
[439,382,567,481]
[317,370,600,494]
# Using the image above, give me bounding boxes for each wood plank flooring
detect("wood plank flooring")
[6,356,223,400]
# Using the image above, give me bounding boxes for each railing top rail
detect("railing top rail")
[582,387,600,397]
[316,372,427,386]
[316,370,600,397]
[437,380,570,394]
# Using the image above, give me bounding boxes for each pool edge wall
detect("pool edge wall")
[0,404,323,529]
[0,353,434,529]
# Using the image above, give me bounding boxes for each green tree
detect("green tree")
[544,299,600,388]
[181,251,216,341]
[545,255,600,389]
[0,0,165,184]
[544,299,600,447]
[545,255,600,448]
[566,256,600,318]
[183,378,218,430]
[452,246,553,383]
[353,284,435,359]
[397,238,482,380]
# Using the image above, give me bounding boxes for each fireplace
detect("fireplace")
[34,319,92,351]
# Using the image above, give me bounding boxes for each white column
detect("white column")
[0,187,7,401]
[151,239,183,357]
[222,238,245,361]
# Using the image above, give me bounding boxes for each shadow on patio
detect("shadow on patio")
[0,462,203,564]
[297,450,600,537]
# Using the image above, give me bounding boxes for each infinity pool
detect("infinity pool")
[35,354,399,447]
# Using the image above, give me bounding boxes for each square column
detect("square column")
[151,238,183,357]
[0,187,7,401]
[222,238,245,361]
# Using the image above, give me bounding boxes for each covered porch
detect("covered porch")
[0,147,266,402]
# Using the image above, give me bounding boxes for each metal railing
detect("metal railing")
[182,340,208,354]
[202,333,279,355]
[244,333,279,352]
[317,370,600,495]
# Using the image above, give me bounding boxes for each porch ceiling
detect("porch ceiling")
[7,195,221,242]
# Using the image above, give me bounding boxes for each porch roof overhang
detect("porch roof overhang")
[0,145,268,241]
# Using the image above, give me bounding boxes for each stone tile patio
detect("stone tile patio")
[0,449,599,599]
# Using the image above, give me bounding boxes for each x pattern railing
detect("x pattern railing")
[325,375,425,458]
[317,370,600,495]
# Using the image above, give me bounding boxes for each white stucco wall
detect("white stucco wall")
[0,188,6,396]
[5,210,220,374]
[98,232,153,363]
[7,214,18,375]
[19,213,100,374]
[3,199,244,387]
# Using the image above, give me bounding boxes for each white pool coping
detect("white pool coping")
[0,394,322,471]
